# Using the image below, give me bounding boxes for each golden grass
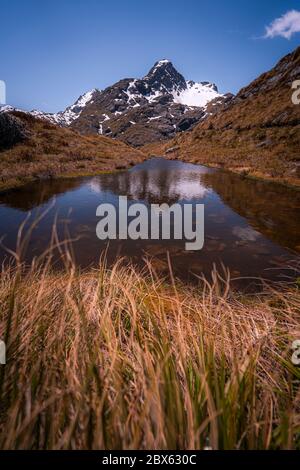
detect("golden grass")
[143,120,300,189]
[0,112,144,192]
[0,247,299,449]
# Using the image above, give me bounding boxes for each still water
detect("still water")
[0,158,299,285]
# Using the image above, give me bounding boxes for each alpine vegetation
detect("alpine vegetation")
[0,256,299,450]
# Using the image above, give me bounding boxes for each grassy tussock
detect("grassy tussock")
[0,257,299,450]
[0,112,144,191]
[144,121,300,189]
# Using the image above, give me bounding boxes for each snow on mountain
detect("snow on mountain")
[173,80,221,107]
[111,60,222,109]
[29,89,99,126]
[1,60,232,146]
[58,88,98,125]
[0,105,15,113]
[29,109,61,124]
[67,59,232,145]
[154,59,170,66]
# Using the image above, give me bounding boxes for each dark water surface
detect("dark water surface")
[0,158,299,285]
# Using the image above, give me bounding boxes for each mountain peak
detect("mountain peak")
[154,59,172,66]
[12,59,226,145]
[144,59,187,94]
[148,59,177,75]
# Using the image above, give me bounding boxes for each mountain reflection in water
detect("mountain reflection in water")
[0,158,299,288]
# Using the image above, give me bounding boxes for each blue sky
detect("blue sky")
[1,0,300,112]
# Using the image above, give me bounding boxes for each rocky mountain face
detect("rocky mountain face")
[69,60,231,146]
[152,46,300,186]
[0,113,29,151]
[13,60,229,147]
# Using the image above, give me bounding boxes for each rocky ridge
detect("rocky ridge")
[1,60,231,146]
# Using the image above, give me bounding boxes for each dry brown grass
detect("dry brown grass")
[0,112,145,191]
[143,122,300,188]
[0,245,299,449]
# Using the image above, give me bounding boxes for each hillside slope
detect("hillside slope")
[0,112,144,191]
[145,47,300,186]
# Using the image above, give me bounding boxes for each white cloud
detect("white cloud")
[264,10,300,39]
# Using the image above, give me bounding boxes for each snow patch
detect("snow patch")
[173,81,222,107]
[147,90,162,103]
